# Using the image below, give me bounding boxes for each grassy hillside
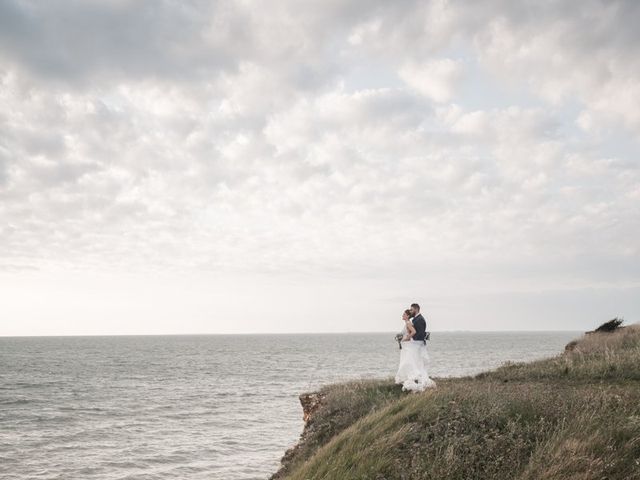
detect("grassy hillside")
[272,325,640,480]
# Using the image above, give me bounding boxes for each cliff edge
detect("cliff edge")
[271,322,640,480]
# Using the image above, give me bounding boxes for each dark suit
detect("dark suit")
[412,313,427,342]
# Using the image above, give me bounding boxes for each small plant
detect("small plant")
[591,318,624,333]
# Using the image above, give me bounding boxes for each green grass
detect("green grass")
[273,325,640,480]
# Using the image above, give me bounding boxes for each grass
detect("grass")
[272,324,640,480]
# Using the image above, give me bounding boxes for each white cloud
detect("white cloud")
[399,58,463,102]
[0,0,638,334]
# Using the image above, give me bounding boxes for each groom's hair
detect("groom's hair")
[411,303,420,311]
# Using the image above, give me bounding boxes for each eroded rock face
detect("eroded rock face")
[565,340,579,352]
[269,391,327,480]
[300,392,326,423]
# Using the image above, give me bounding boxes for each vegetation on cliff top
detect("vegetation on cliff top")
[272,323,640,480]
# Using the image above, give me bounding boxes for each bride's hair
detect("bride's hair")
[403,309,412,318]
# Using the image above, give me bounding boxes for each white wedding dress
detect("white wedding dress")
[394,323,436,392]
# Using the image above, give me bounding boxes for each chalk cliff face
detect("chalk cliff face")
[269,392,327,480]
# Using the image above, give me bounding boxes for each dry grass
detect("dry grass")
[275,324,640,480]
[479,324,640,383]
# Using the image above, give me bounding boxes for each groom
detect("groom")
[409,303,427,344]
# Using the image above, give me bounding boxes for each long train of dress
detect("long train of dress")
[394,339,436,392]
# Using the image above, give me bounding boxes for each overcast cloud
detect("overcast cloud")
[1,0,638,335]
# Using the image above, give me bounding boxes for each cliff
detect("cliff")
[271,323,640,480]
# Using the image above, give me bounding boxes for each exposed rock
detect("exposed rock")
[300,391,326,423]
[565,340,579,352]
[269,391,327,480]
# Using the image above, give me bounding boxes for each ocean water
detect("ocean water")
[1,331,580,480]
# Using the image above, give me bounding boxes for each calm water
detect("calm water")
[0,331,580,480]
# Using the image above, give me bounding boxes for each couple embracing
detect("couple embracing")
[394,303,436,392]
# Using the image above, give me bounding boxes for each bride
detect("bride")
[394,309,436,392]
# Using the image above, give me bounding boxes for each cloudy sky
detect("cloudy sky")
[1,0,638,335]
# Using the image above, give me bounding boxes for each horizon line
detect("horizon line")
[0,329,586,338]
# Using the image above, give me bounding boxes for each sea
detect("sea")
[0,331,580,480]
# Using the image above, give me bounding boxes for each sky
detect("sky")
[0,0,638,336]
